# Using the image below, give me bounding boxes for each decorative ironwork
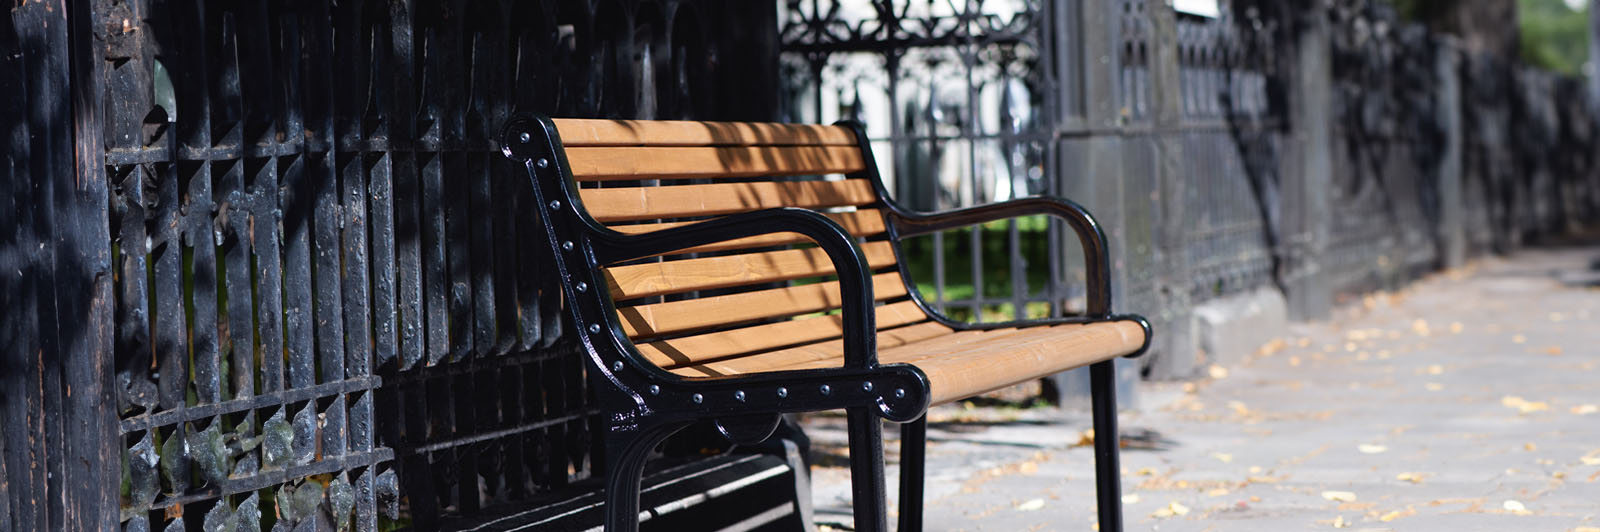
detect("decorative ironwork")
[94,1,778,530]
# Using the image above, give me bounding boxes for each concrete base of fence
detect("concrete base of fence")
[1137,287,1289,382]
[1194,288,1290,369]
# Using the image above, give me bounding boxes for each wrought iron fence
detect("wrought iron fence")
[780,0,1600,380]
[3,1,780,530]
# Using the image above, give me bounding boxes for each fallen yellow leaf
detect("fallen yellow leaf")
[1380,510,1404,522]
[1525,442,1538,451]
[1358,444,1387,454]
[1331,514,1350,528]
[1580,456,1600,466]
[1212,452,1234,463]
[1570,527,1600,532]
[1502,499,1531,515]
[1502,396,1551,414]
[1572,404,1598,415]
[1322,491,1358,502]
[1426,364,1444,375]
[1150,500,1190,518]
[1412,319,1431,336]
[1206,488,1230,497]
[1396,472,1425,484]
[1121,493,1140,504]
[1209,365,1230,379]
[1512,334,1527,344]
[1015,498,1045,511]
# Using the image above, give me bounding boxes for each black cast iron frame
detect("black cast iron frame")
[500,114,1150,532]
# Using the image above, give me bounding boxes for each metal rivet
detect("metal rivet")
[648,385,660,395]
[575,282,588,293]
[894,388,906,399]
[733,391,746,402]
[776,387,788,398]
[819,384,831,396]
[536,158,549,168]
[862,381,874,392]
[562,241,574,251]
[519,132,532,143]
[691,393,704,404]
[588,324,601,334]
[549,200,561,209]
[612,361,623,372]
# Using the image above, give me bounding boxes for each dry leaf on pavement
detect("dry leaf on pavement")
[1322,491,1358,502]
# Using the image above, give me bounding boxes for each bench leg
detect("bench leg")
[1090,360,1124,532]
[846,406,889,532]
[897,415,927,532]
[603,423,687,532]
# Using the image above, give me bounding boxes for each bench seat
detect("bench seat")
[501,115,1150,532]
[671,318,1146,406]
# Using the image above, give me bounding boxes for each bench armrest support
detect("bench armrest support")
[586,208,881,370]
[888,197,1113,319]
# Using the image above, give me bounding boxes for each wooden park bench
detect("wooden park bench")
[499,115,1152,532]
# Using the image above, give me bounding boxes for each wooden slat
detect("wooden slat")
[566,146,866,181]
[554,118,858,147]
[670,321,954,377]
[635,301,930,369]
[617,272,907,338]
[694,326,1035,377]
[606,241,899,300]
[582,179,878,223]
[607,209,887,255]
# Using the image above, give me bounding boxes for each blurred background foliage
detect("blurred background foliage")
[1383,0,1591,76]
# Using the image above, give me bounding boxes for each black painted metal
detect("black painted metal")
[897,416,927,532]
[14,1,786,530]
[1089,360,1123,532]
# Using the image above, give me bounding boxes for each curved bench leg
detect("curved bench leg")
[1090,360,1123,532]
[897,415,927,532]
[603,423,689,532]
[846,407,888,532]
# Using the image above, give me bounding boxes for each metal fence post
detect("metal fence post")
[1435,39,1467,269]
[1144,0,1195,378]
[1281,7,1334,320]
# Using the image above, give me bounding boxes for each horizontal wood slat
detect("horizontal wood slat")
[670,321,954,377]
[605,241,899,300]
[566,146,866,181]
[581,179,878,223]
[616,272,907,338]
[606,210,888,255]
[633,301,931,370]
[553,118,858,147]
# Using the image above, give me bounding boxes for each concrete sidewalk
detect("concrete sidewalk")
[800,245,1600,531]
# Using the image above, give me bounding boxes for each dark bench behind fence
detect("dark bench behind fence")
[502,115,1152,532]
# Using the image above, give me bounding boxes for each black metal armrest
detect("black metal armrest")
[889,196,1114,319]
[584,207,881,370]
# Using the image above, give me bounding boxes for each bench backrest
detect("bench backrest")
[549,118,933,373]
